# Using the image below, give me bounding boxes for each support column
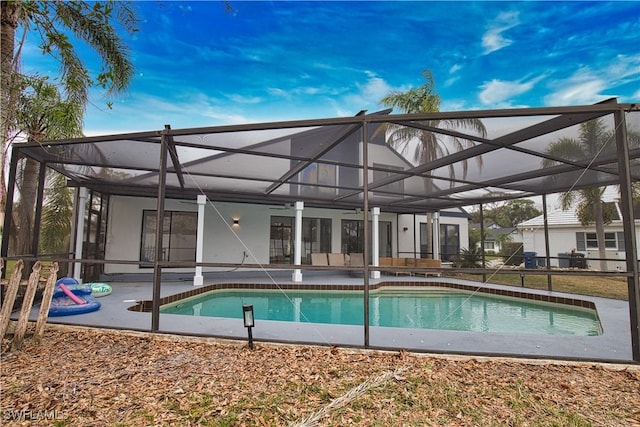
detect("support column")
[31,162,46,261]
[73,187,88,282]
[371,207,380,279]
[432,212,440,260]
[479,204,486,282]
[362,121,370,348]
[194,194,206,286]
[292,201,304,282]
[542,195,552,291]
[151,126,170,332]
[614,108,640,362]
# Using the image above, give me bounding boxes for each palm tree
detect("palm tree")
[39,172,73,266]
[542,119,640,271]
[0,0,137,216]
[11,75,83,259]
[379,70,486,179]
[379,69,487,258]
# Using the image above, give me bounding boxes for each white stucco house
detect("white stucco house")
[516,189,640,270]
[103,197,468,276]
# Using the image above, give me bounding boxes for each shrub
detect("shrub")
[501,242,523,265]
[453,247,483,268]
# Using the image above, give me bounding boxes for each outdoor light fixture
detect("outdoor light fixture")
[243,304,255,349]
[232,218,240,226]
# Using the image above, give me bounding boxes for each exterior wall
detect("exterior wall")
[104,196,467,274]
[520,222,639,269]
[105,196,268,274]
[396,211,469,260]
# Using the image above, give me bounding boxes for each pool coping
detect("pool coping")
[129,280,598,312]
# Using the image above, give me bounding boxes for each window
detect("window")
[420,223,430,258]
[270,217,293,264]
[342,220,364,254]
[379,221,392,257]
[270,216,332,264]
[341,219,392,258]
[576,232,624,250]
[373,163,404,195]
[298,163,336,196]
[140,210,197,265]
[302,218,332,263]
[484,241,495,250]
[440,224,460,262]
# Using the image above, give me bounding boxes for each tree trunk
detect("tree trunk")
[15,156,40,257]
[594,200,608,271]
[0,1,20,217]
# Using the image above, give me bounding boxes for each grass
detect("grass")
[445,271,630,300]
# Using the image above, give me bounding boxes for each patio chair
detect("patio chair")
[311,253,329,266]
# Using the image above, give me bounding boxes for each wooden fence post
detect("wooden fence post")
[33,262,59,343]
[0,260,25,340]
[12,261,42,350]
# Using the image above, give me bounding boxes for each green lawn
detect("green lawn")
[446,272,630,300]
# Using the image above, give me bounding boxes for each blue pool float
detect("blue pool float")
[48,278,101,317]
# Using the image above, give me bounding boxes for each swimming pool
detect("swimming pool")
[160,287,602,336]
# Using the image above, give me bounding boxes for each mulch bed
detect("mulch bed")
[1,325,639,426]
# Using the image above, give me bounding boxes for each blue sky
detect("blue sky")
[22,1,640,135]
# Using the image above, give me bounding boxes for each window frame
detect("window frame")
[440,223,460,262]
[576,231,624,251]
[270,216,332,264]
[139,210,197,267]
[297,163,337,196]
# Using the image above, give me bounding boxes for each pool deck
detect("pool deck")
[19,271,634,363]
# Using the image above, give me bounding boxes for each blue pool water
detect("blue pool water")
[160,288,602,336]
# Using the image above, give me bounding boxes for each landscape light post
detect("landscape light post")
[243,304,255,350]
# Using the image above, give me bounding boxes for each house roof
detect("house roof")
[14,100,640,214]
[470,223,517,240]
[517,187,629,227]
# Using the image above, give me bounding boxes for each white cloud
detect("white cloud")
[84,92,254,134]
[478,77,538,106]
[340,72,411,115]
[360,75,396,101]
[444,75,460,88]
[301,87,322,95]
[544,55,640,105]
[200,109,251,125]
[542,55,640,106]
[544,78,608,106]
[226,94,263,104]
[482,11,520,55]
[605,54,640,81]
[266,87,290,99]
[449,64,462,74]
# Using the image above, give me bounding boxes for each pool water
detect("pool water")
[161,288,602,336]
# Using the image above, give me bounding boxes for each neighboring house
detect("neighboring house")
[516,190,639,270]
[469,223,518,253]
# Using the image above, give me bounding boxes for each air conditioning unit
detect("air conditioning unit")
[585,250,626,271]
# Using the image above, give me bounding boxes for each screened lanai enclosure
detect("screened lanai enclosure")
[3,99,640,361]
